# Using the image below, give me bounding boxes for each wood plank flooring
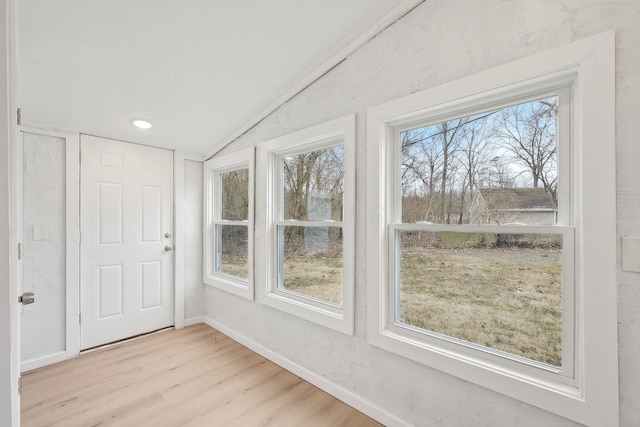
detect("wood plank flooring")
[21,324,382,427]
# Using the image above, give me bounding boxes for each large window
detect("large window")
[392,94,574,372]
[366,33,617,425]
[259,115,355,334]
[204,147,254,300]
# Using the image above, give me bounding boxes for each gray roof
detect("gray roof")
[479,187,556,210]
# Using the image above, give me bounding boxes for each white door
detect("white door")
[80,135,174,350]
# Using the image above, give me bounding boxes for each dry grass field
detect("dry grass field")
[398,244,562,367]
[220,236,563,367]
[282,251,343,305]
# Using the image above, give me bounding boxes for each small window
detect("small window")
[204,147,254,299]
[366,33,617,425]
[259,115,355,334]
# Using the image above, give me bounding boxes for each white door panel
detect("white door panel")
[81,135,173,350]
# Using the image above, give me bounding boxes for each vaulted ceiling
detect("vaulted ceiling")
[17,0,421,157]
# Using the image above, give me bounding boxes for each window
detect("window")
[392,94,574,372]
[204,147,254,300]
[366,33,617,425]
[259,115,355,334]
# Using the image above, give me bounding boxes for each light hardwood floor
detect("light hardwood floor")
[21,324,383,427]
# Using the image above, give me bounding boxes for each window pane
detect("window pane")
[282,146,344,221]
[220,169,249,221]
[277,225,343,306]
[400,97,558,225]
[215,224,249,279]
[397,231,563,367]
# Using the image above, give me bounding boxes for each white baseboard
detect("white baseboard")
[184,316,204,327]
[203,316,411,427]
[21,351,67,373]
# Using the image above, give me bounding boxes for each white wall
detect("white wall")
[203,1,640,425]
[20,133,66,363]
[184,159,203,321]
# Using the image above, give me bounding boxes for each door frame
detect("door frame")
[6,0,19,423]
[74,136,197,351]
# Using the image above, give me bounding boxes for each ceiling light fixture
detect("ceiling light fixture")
[131,119,153,129]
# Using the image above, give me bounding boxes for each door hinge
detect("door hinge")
[79,313,82,324]
[17,108,21,126]
[18,377,22,395]
[17,242,21,260]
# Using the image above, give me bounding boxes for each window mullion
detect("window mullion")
[275,219,344,228]
[213,220,249,227]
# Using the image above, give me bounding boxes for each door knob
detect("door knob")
[19,291,35,305]
[164,232,172,238]
[164,245,173,251]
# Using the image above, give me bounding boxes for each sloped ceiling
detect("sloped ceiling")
[17,0,421,158]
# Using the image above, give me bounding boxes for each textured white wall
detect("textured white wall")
[184,159,203,320]
[20,133,66,362]
[204,1,640,425]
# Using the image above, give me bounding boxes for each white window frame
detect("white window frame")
[203,147,255,300]
[258,115,355,335]
[366,32,617,426]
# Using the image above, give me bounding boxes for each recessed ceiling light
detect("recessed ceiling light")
[131,119,153,129]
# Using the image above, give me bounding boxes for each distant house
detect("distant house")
[472,187,557,225]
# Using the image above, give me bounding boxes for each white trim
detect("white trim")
[65,133,80,358]
[366,31,617,426]
[17,122,80,138]
[202,316,412,427]
[19,126,76,139]
[21,351,66,373]
[258,114,356,335]
[173,151,204,329]
[204,0,424,160]
[184,316,203,327]
[10,128,22,378]
[7,0,20,420]
[203,147,255,300]
[173,152,186,329]
[176,151,205,163]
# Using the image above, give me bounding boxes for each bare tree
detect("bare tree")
[494,98,558,204]
[220,169,249,220]
[456,117,492,223]
[398,98,557,226]
[281,146,344,250]
[437,119,469,223]
[219,168,250,259]
[401,128,443,222]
